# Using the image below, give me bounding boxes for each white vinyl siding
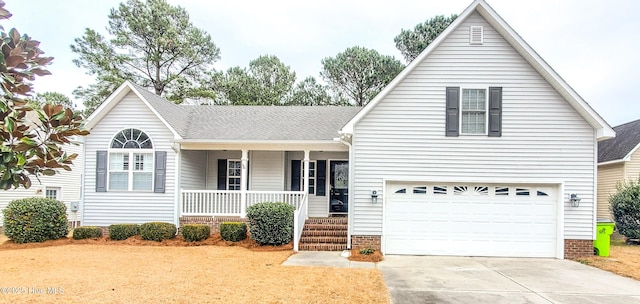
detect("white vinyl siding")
[249,151,284,191]
[0,142,83,227]
[83,92,176,226]
[597,163,623,220]
[180,150,207,190]
[352,12,596,240]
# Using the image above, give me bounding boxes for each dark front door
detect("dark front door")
[329,160,348,213]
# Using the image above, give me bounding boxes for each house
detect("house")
[0,139,83,229]
[81,0,614,259]
[597,119,640,220]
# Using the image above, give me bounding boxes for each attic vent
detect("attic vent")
[470,26,483,45]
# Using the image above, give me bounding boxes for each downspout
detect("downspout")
[337,135,353,249]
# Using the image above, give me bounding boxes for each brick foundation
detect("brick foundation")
[564,239,593,259]
[179,216,247,234]
[351,235,381,251]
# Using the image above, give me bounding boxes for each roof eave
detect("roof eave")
[475,2,615,140]
[176,139,349,152]
[341,1,482,135]
[598,158,629,166]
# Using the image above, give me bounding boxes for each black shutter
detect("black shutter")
[290,160,301,191]
[217,159,227,190]
[154,151,167,193]
[488,87,502,137]
[445,87,460,137]
[316,160,326,196]
[96,150,107,192]
[245,160,250,189]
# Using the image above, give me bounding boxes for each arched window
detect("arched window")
[111,128,153,149]
[108,129,154,191]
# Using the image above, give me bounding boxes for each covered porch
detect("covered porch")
[176,141,350,251]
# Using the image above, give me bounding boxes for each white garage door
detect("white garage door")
[384,183,558,257]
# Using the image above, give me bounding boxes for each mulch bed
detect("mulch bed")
[348,248,384,262]
[0,233,292,251]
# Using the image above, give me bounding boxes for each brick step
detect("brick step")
[301,229,347,237]
[300,236,347,244]
[298,243,347,251]
[303,223,347,231]
[305,217,348,225]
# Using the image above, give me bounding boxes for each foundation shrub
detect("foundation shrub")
[140,222,177,242]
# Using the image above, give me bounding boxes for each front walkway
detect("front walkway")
[282,251,375,269]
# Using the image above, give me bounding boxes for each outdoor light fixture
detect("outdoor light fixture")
[570,193,581,207]
[371,190,378,204]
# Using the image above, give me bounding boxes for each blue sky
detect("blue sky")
[6,0,640,126]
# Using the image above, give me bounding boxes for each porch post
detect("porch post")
[303,150,310,216]
[240,149,249,217]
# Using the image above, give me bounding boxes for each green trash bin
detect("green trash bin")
[593,219,615,257]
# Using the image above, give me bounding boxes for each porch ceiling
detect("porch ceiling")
[177,140,348,151]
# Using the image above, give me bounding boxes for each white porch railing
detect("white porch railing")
[181,190,306,216]
[293,193,309,252]
[181,190,243,216]
[247,191,306,210]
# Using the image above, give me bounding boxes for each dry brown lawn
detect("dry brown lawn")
[576,243,640,281]
[0,234,389,303]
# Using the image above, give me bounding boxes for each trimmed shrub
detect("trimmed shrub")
[246,202,294,246]
[108,224,140,240]
[220,222,247,242]
[2,197,68,243]
[181,224,210,242]
[72,226,102,240]
[140,222,177,242]
[611,177,640,239]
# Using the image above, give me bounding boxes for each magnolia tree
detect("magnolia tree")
[0,1,88,190]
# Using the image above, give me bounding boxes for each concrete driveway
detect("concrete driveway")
[379,256,640,304]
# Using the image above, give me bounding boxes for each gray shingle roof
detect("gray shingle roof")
[182,105,362,140]
[131,84,361,141]
[598,119,640,163]
[130,83,191,134]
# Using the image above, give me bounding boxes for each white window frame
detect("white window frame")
[227,159,241,191]
[44,186,62,200]
[459,87,489,135]
[107,150,155,191]
[301,160,317,194]
[107,129,155,192]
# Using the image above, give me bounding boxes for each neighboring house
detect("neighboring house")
[597,119,640,220]
[0,139,83,228]
[81,0,614,259]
